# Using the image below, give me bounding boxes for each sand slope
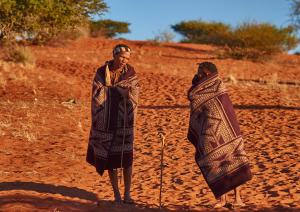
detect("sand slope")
[0,38,299,211]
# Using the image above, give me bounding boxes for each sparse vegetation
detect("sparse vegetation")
[227,73,238,85]
[11,123,38,143]
[46,26,91,47]
[153,30,175,43]
[0,73,6,90]
[218,46,271,61]
[172,20,299,61]
[172,20,232,45]
[4,45,35,65]
[0,37,299,211]
[0,0,108,44]
[268,72,279,87]
[290,0,300,30]
[232,23,298,55]
[0,63,7,90]
[90,19,130,38]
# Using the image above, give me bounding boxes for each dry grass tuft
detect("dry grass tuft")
[11,123,38,143]
[227,73,238,84]
[0,120,11,136]
[4,45,36,66]
[0,72,7,90]
[268,72,278,87]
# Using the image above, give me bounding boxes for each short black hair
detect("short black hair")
[197,62,218,74]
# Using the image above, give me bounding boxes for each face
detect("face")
[113,51,131,68]
[197,68,211,79]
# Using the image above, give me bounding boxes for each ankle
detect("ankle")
[113,190,121,196]
[235,198,243,202]
[221,195,226,202]
[124,191,131,198]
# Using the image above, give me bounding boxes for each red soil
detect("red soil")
[0,38,299,211]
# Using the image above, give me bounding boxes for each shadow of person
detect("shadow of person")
[0,181,97,201]
[0,181,171,211]
[139,104,300,110]
[0,194,173,212]
[0,194,98,211]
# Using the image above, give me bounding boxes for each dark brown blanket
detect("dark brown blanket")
[187,73,252,198]
[87,63,139,175]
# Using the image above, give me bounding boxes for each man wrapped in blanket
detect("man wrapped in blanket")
[187,62,252,208]
[87,44,139,204]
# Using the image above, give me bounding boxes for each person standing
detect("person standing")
[87,44,139,204]
[187,62,252,208]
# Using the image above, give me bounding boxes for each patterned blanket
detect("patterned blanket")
[87,63,139,175]
[187,73,252,198]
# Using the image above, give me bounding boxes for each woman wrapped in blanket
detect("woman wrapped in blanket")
[87,44,139,204]
[187,62,252,208]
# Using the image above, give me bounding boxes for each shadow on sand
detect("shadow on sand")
[161,54,218,61]
[0,182,299,211]
[0,181,97,202]
[163,44,216,54]
[139,104,300,111]
[0,181,170,211]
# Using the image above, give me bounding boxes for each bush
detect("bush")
[90,19,130,38]
[153,30,175,43]
[232,22,298,54]
[172,20,299,60]
[171,20,233,45]
[4,44,35,65]
[290,0,300,30]
[0,0,107,44]
[46,25,90,46]
[218,46,270,61]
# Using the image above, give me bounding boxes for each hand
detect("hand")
[117,87,129,98]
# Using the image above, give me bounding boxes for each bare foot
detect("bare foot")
[113,200,122,204]
[213,199,226,209]
[124,194,135,204]
[123,198,134,204]
[233,186,245,207]
[213,201,226,209]
[213,195,226,209]
[233,200,246,208]
[113,192,122,204]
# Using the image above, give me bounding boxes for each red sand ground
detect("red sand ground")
[0,38,299,211]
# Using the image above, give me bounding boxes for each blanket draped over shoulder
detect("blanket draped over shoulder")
[87,62,139,175]
[187,73,252,198]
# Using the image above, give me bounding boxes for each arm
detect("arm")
[116,86,129,98]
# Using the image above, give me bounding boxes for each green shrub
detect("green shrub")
[232,22,298,54]
[89,19,130,38]
[172,20,299,60]
[218,46,270,61]
[290,0,300,30]
[46,25,90,46]
[0,0,107,44]
[171,20,233,45]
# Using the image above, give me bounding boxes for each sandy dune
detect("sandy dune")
[0,38,299,211]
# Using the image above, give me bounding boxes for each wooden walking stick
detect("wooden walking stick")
[120,97,127,184]
[158,131,165,209]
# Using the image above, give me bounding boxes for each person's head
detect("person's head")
[112,44,131,68]
[197,61,218,79]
